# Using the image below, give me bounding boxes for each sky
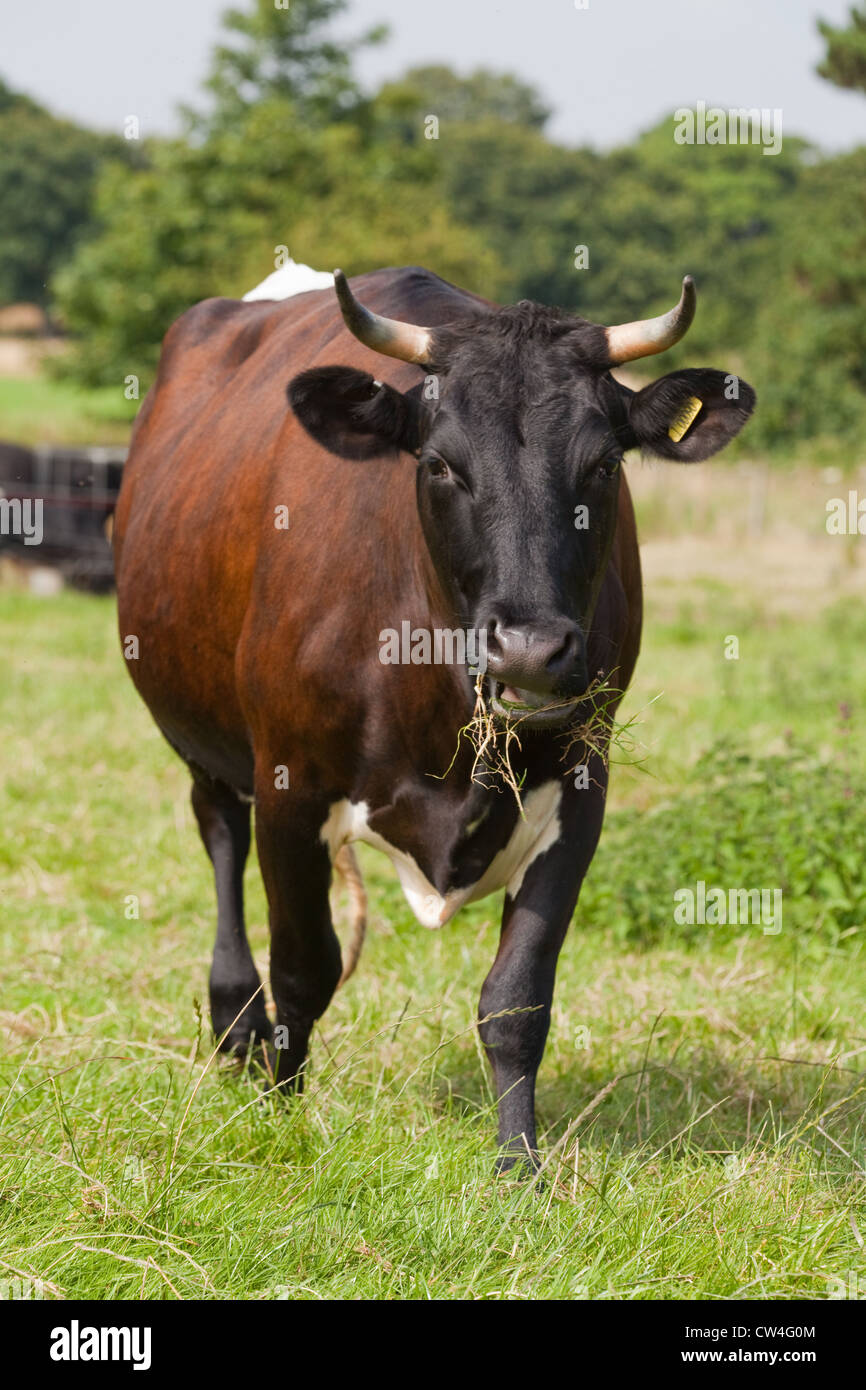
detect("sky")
[3,0,866,150]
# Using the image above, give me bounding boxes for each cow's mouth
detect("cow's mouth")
[487,679,582,729]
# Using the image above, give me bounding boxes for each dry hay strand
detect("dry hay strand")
[435,671,645,818]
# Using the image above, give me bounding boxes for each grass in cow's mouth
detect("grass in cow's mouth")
[435,673,644,817]
[560,681,658,789]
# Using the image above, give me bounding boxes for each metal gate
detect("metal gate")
[0,441,127,591]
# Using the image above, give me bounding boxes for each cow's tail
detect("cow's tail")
[334,845,367,986]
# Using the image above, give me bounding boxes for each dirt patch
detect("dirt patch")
[0,336,66,378]
[628,458,865,617]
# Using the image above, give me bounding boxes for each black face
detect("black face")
[289,301,755,725]
[415,364,632,716]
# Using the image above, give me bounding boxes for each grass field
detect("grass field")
[1,459,865,1301]
[0,372,137,447]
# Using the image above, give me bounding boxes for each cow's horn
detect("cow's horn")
[334,270,433,366]
[604,276,696,365]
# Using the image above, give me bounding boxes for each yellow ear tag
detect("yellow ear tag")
[668,395,702,442]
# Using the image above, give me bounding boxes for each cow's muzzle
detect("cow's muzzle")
[483,618,588,724]
[485,617,586,692]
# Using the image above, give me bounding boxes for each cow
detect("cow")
[113,265,754,1171]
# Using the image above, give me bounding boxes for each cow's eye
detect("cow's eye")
[425,456,451,480]
[597,454,621,479]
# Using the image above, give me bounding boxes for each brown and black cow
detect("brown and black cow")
[114,266,754,1170]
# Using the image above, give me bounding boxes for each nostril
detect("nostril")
[485,617,505,665]
[544,628,578,675]
[480,616,585,688]
[485,616,530,670]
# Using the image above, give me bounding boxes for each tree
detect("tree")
[192,0,386,130]
[0,76,140,306]
[373,65,551,143]
[566,119,807,364]
[366,67,591,307]
[53,97,507,387]
[748,148,866,452]
[818,5,866,93]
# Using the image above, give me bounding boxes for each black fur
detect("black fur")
[288,366,428,461]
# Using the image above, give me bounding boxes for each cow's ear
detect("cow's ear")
[288,366,429,461]
[623,368,756,462]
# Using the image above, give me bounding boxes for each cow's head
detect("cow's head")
[289,271,754,726]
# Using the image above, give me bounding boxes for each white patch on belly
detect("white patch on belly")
[320,783,562,929]
[242,260,335,302]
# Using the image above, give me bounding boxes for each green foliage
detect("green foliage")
[194,0,386,130]
[748,148,866,450]
[373,64,551,138]
[818,4,866,93]
[418,114,806,364]
[52,99,508,388]
[0,77,140,306]
[585,741,866,946]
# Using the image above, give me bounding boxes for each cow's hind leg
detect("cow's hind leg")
[191,776,271,1055]
[253,784,342,1090]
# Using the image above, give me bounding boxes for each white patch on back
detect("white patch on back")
[320,783,562,929]
[243,259,335,302]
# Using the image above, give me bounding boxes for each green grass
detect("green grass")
[0,374,137,447]
[1,561,865,1300]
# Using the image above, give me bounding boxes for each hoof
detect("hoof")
[494,1142,541,1181]
[256,1044,306,1094]
[212,1009,272,1064]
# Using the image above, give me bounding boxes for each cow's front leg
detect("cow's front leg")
[478,778,607,1173]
